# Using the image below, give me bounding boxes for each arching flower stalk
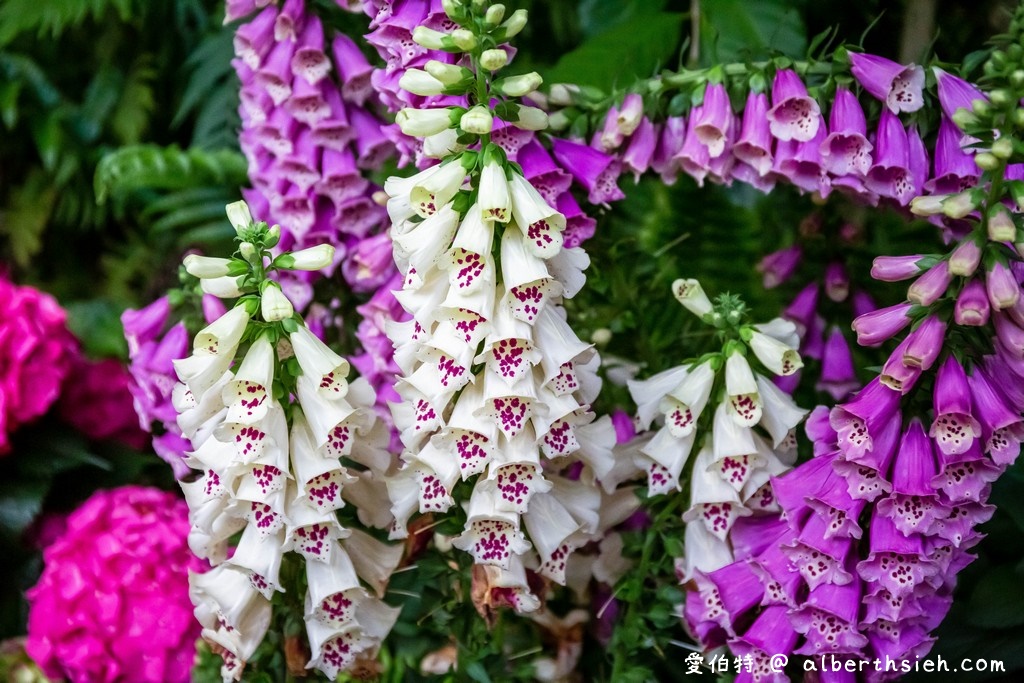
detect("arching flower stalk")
[177,201,401,680]
[626,280,808,580]
[382,0,618,614]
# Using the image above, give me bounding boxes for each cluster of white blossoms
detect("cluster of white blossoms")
[176,202,401,681]
[627,280,808,579]
[381,3,621,613]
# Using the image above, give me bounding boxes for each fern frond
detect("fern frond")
[0,0,135,47]
[94,145,248,204]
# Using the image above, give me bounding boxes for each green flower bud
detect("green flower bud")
[493,72,543,97]
[484,3,505,26]
[460,105,494,134]
[480,48,508,71]
[974,151,1000,171]
[992,136,1014,160]
[451,28,477,51]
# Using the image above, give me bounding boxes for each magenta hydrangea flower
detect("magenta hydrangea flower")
[59,357,149,449]
[26,486,205,683]
[0,275,77,454]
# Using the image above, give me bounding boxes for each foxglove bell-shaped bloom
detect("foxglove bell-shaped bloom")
[733,92,773,176]
[820,87,873,176]
[849,52,925,113]
[767,69,821,142]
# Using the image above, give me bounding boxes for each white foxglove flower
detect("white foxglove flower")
[174,307,250,398]
[661,360,715,437]
[409,159,468,218]
[261,283,294,322]
[682,444,751,541]
[341,529,405,598]
[473,556,541,614]
[672,278,713,318]
[748,328,803,376]
[753,318,801,350]
[230,524,286,598]
[190,564,271,664]
[639,428,696,494]
[479,159,511,223]
[223,337,275,424]
[755,374,809,447]
[499,232,563,323]
[422,128,465,159]
[627,365,690,431]
[724,351,762,426]
[676,521,734,582]
[184,255,233,278]
[392,203,460,275]
[398,68,446,96]
[711,400,756,460]
[442,205,494,293]
[509,172,565,258]
[279,244,335,271]
[452,486,531,568]
[305,544,365,630]
[460,105,494,135]
[290,325,350,399]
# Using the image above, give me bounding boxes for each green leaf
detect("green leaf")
[0,478,47,538]
[542,11,686,89]
[95,144,247,203]
[66,298,129,358]
[0,0,134,47]
[968,565,1024,629]
[0,168,55,266]
[111,57,156,144]
[701,0,807,63]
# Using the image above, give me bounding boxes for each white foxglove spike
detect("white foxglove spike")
[290,326,350,399]
[755,374,810,447]
[627,365,690,431]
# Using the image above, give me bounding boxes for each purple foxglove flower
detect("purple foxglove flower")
[341,233,396,292]
[594,105,624,152]
[879,336,922,394]
[930,356,981,456]
[969,366,1024,464]
[907,260,952,306]
[617,93,644,136]
[875,420,944,534]
[926,117,980,194]
[902,314,946,370]
[254,39,296,106]
[350,107,395,169]
[748,543,804,607]
[817,327,859,400]
[733,92,773,176]
[550,138,624,206]
[772,117,831,196]
[767,69,821,142]
[929,501,994,548]
[706,115,738,184]
[729,158,777,193]
[757,246,802,289]
[995,311,1024,360]
[851,290,876,318]
[727,605,800,674]
[820,87,873,176]
[621,117,657,181]
[949,239,982,277]
[684,589,727,647]
[690,562,764,635]
[866,622,935,667]
[806,404,838,450]
[783,282,820,335]
[871,254,927,282]
[931,441,1003,502]
[849,52,925,113]
[233,6,278,69]
[772,451,836,521]
[852,302,912,347]
[651,115,686,183]
[694,83,733,158]
[331,34,374,105]
[830,378,901,462]
[865,109,916,205]
[986,261,1020,310]
[954,279,989,327]
[857,515,939,597]
[790,580,869,655]
[908,124,930,192]
[824,261,849,302]
[677,108,712,186]
[782,514,854,589]
[934,67,988,126]
[730,515,792,560]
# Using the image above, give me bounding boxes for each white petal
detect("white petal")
[755,374,809,447]
[627,364,690,431]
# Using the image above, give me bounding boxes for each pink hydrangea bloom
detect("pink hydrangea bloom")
[26,486,204,683]
[0,275,76,454]
[59,357,149,449]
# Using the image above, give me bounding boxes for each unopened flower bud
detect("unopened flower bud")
[508,105,548,131]
[396,107,459,137]
[975,152,1000,171]
[949,240,981,277]
[412,26,449,50]
[992,136,1015,160]
[988,204,1017,242]
[500,9,528,39]
[225,200,253,233]
[990,89,1013,108]
[425,60,471,85]
[484,4,506,26]
[184,255,232,279]
[399,69,446,96]
[952,107,981,130]
[494,72,543,97]
[972,99,992,118]
[460,106,493,134]
[451,29,477,51]
[548,83,579,106]
[591,328,612,345]
[239,242,257,262]
[480,48,508,71]
[261,283,294,322]
[277,244,335,271]
[910,194,947,216]
[265,224,280,248]
[942,191,979,219]
[442,0,468,23]
[201,275,245,298]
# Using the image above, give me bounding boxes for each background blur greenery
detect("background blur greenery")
[2,0,1024,680]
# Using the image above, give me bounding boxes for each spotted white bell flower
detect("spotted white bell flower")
[508,172,565,258]
[452,486,532,568]
[660,360,715,438]
[223,337,275,424]
[638,427,697,495]
[675,520,735,582]
[479,158,511,223]
[681,444,752,541]
[409,157,470,218]
[290,325,350,399]
[724,350,762,426]
[748,325,803,376]
[230,524,286,598]
[754,374,809,447]
[191,564,271,674]
[672,278,713,318]
[627,365,691,431]
[173,306,251,399]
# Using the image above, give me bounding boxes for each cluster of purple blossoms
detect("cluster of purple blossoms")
[231,0,397,311]
[588,55,998,215]
[122,294,226,478]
